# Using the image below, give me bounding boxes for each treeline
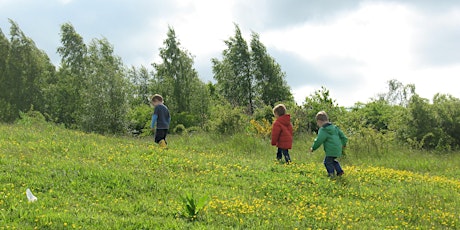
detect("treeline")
[1,20,459,151]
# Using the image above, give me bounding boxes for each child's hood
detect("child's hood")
[321,122,338,134]
[276,114,291,126]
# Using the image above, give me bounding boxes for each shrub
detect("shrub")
[173,124,186,134]
[348,127,396,155]
[170,112,200,129]
[126,104,152,135]
[16,109,47,126]
[207,104,247,134]
[249,118,272,138]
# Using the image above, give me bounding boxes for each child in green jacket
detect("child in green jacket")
[310,111,348,178]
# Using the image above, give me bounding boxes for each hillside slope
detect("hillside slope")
[1,122,459,229]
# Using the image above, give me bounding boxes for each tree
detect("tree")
[3,20,54,122]
[378,79,415,107]
[405,94,437,149]
[250,32,292,106]
[431,94,460,150]
[127,65,152,106]
[303,87,344,133]
[0,28,12,121]
[212,24,253,113]
[152,27,209,128]
[153,27,195,113]
[53,23,88,127]
[80,38,127,134]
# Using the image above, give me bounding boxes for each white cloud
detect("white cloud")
[262,2,460,106]
[1,0,459,106]
[58,0,73,5]
[158,0,236,58]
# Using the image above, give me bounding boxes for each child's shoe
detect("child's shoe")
[337,172,344,177]
[159,140,167,149]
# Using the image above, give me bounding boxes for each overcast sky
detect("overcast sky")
[1,0,459,106]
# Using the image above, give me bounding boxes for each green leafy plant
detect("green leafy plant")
[180,193,210,221]
[173,124,186,134]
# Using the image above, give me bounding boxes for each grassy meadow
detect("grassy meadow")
[1,120,459,229]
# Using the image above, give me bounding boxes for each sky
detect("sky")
[1,0,459,107]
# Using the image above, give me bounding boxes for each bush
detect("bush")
[16,109,47,126]
[253,105,274,122]
[186,126,201,134]
[127,104,152,135]
[170,112,200,129]
[173,124,186,134]
[249,119,272,138]
[348,127,395,155]
[207,104,247,134]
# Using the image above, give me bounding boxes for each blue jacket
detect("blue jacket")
[151,104,170,129]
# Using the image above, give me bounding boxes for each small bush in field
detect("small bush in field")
[16,109,47,126]
[348,127,395,155]
[173,124,186,134]
[208,105,247,134]
[250,119,272,138]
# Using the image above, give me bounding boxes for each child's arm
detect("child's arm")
[271,122,280,146]
[311,128,327,151]
[150,114,158,131]
[337,127,348,147]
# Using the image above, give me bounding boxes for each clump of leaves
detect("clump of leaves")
[180,193,210,221]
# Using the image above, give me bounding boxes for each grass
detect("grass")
[1,121,459,229]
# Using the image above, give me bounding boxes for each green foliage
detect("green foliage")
[51,22,88,127]
[126,65,152,106]
[79,38,128,134]
[213,26,292,113]
[349,100,394,131]
[402,93,460,150]
[15,108,47,126]
[171,112,200,130]
[0,20,55,122]
[250,32,293,106]
[0,99,16,122]
[348,127,396,155]
[180,193,210,221]
[127,104,152,135]
[252,104,274,122]
[0,29,11,121]
[300,87,345,133]
[377,79,415,107]
[207,103,247,134]
[213,24,253,113]
[152,27,207,116]
[173,124,186,134]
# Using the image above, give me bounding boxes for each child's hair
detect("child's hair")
[273,104,287,116]
[316,111,329,121]
[150,94,163,103]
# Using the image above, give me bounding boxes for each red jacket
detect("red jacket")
[271,114,293,149]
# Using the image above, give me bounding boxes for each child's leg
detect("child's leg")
[155,129,168,146]
[323,156,336,176]
[332,158,344,175]
[276,148,283,160]
[282,149,291,163]
[154,131,162,143]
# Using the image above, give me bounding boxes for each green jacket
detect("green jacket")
[311,123,348,157]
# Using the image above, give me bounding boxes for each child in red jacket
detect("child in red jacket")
[271,104,293,164]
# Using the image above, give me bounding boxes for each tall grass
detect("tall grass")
[1,121,459,229]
